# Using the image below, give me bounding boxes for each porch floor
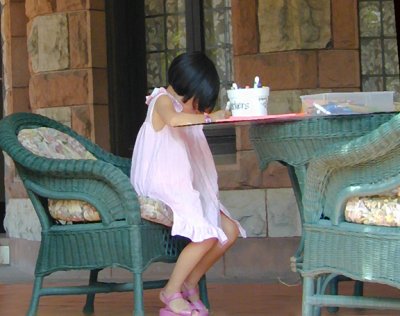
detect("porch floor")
[1,266,399,315]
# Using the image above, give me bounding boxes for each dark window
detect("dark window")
[359,0,400,99]
[105,1,148,157]
[144,0,236,158]
[105,1,236,158]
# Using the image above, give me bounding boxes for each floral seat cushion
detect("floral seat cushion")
[47,196,173,226]
[138,196,173,227]
[18,127,174,226]
[18,127,97,160]
[345,187,400,227]
[48,199,101,223]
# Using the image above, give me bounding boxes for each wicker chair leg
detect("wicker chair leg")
[313,305,322,316]
[327,276,339,313]
[27,276,43,316]
[83,269,101,314]
[326,278,364,314]
[198,274,210,309]
[133,273,145,316]
[302,276,315,316]
[354,280,364,297]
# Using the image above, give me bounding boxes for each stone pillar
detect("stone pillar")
[1,0,34,241]
[1,0,30,116]
[3,0,109,242]
[26,0,109,147]
[232,0,360,107]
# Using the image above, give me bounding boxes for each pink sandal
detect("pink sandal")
[159,291,199,316]
[182,285,209,316]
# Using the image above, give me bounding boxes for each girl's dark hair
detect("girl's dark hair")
[168,51,220,113]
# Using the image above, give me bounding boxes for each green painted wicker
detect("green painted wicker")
[249,113,396,170]
[249,112,397,270]
[299,113,400,315]
[0,112,208,316]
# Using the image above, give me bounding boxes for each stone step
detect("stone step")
[0,234,10,265]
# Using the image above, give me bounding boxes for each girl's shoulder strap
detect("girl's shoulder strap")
[146,87,183,114]
[145,87,165,107]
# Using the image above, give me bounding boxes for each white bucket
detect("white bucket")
[226,87,269,116]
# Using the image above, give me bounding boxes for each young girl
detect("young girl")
[130,52,246,316]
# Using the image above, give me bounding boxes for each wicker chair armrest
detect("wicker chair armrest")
[0,113,141,227]
[303,114,400,223]
[0,112,132,175]
[19,157,141,225]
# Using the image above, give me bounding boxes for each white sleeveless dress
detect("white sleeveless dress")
[130,87,246,244]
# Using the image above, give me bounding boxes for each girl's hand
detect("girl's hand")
[209,110,231,122]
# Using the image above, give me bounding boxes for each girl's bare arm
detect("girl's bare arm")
[153,95,228,128]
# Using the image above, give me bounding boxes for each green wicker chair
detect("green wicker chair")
[300,112,400,315]
[0,112,208,316]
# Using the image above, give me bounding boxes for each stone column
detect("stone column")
[4,0,109,242]
[232,0,360,95]
[26,0,108,147]
[1,0,36,241]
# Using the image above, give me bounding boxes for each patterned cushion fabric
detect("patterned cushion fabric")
[18,127,174,226]
[345,187,400,227]
[48,199,101,224]
[18,127,96,160]
[138,196,173,227]
[47,196,173,226]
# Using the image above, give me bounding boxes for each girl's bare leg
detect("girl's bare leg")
[162,238,217,313]
[184,213,240,296]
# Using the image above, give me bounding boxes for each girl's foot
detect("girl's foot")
[182,283,209,316]
[159,290,200,316]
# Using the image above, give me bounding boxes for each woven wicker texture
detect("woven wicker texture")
[298,113,400,315]
[249,113,396,169]
[249,112,398,272]
[0,112,208,316]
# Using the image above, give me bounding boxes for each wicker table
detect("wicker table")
[248,112,398,271]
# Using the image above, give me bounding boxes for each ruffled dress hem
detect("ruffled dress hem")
[171,217,229,244]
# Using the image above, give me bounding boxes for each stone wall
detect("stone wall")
[0,0,365,283]
[222,0,361,240]
[232,0,360,98]
[2,0,303,244]
[3,0,110,241]
[26,0,109,147]
[1,0,31,237]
